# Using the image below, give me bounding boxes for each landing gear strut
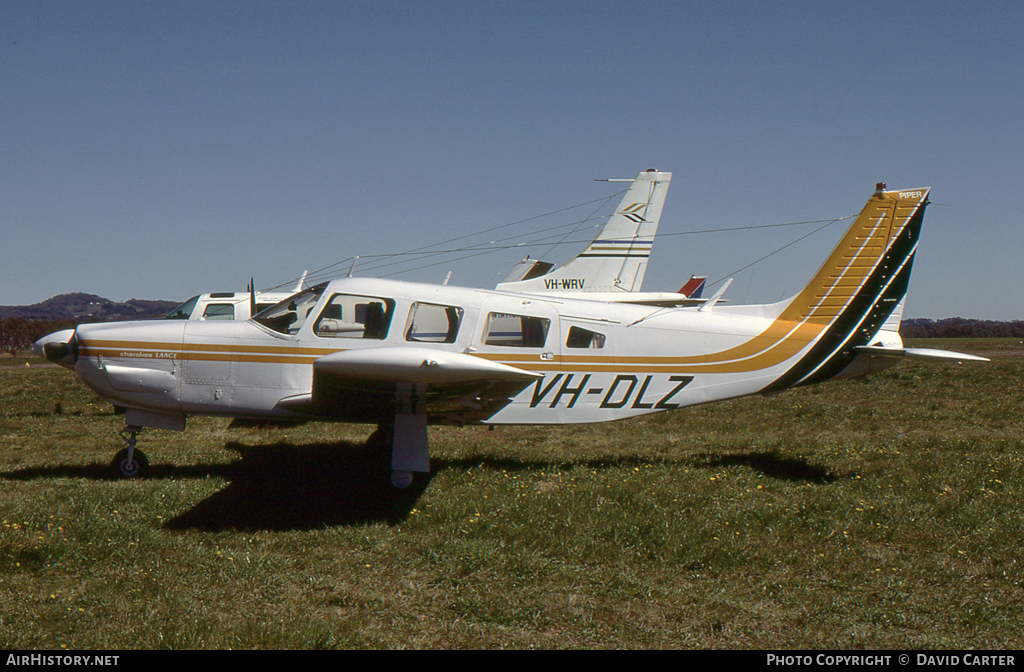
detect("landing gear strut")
[367,383,431,489]
[111,425,149,478]
[389,383,431,489]
[368,417,430,489]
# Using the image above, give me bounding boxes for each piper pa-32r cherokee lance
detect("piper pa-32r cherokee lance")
[36,183,987,488]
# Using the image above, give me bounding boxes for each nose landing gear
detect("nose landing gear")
[111,425,149,478]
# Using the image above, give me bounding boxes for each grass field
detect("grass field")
[1,338,1021,649]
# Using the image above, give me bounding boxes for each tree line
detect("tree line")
[899,318,1024,339]
[0,318,75,357]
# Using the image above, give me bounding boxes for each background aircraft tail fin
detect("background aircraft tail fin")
[678,275,706,298]
[496,169,672,294]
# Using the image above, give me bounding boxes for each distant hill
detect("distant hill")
[0,293,179,322]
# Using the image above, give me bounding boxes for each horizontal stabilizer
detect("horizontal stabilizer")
[853,346,989,363]
[543,291,705,307]
[501,259,554,284]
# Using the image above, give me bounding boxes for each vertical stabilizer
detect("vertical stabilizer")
[762,185,930,389]
[496,170,672,294]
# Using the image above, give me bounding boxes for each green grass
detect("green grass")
[1,340,1022,648]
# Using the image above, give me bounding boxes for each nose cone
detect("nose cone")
[34,329,78,368]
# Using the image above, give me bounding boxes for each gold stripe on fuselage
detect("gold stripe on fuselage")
[80,339,337,367]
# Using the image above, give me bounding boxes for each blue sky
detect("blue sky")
[2,1,1022,319]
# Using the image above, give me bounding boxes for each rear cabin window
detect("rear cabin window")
[484,312,550,348]
[405,302,463,343]
[566,326,606,349]
[313,294,395,339]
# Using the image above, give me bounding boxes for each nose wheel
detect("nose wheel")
[112,426,149,478]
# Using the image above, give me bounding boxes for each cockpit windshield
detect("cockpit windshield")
[251,283,328,335]
[163,295,200,320]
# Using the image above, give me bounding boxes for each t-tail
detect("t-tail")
[758,184,985,392]
[496,169,672,294]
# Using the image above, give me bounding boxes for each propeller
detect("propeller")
[249,278,257,317]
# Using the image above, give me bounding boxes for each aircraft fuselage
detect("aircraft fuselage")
[67,276,835,430]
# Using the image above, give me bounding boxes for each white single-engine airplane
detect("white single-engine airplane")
[36,182,986,487]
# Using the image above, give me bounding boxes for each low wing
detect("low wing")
[277,347,541,423]
[311,347,540,383]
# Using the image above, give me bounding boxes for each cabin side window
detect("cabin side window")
[313,293,395,340]
[405,302,463,343]
[566,326,605,349]
[484,312,550,348]
[202,303,235,320]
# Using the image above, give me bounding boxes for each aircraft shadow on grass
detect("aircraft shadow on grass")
[0,441,843,531]
[696,451,842,484]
